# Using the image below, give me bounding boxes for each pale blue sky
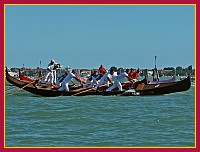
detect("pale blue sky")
[6,5,195,69]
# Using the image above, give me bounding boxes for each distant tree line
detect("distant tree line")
[109,65,194,77]
[10,65,194,78]
[163,65,194,76]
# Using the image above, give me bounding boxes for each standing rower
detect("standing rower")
[52,63,61,85]
[41,59,58,86]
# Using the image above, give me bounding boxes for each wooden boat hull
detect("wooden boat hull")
[122,76,191,96]
[19,69,34,82]
[6,67,125,96]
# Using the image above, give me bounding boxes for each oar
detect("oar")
[72,84,106,96]
[9,74,46,96]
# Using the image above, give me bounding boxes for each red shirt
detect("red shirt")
[99,66,106,73]
[133,72,139,79]
[129,72,138,79]
[128,71,134,78]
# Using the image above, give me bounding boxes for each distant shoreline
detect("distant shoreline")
[7,65,195,78]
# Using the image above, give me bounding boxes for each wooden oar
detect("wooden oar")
[72,84,106,96]
[9,74,46,96]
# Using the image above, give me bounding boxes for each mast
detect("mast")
[40,61,42,68]
[153,56,159,81]
[39,61,42,77]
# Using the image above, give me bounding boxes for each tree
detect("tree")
[164,67,175,70]
[186,65,193,75]
[176,66,183,76]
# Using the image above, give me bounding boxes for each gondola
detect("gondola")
[122,75,191,96]
[6,67,131,96]
[6,67,191,97]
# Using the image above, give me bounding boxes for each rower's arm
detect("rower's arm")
[74,77,82,83]
[126,76,135,82]
[107,77,113,84]
[47,68,52,72]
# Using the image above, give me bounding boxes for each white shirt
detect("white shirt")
[47,63,55,71]
[117,72,128,81]
[111,73,118,81]
[63,72,76,83]
[100,72,112,82]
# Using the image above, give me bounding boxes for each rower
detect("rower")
[98,64,107,74]
[58,70,81,92]
[106,69,133,91]
[87,70,105,88]
[128,68,134,78]
[87,70,98,88]
[41,59,58,86]
[56,72,68,87]
[96,70,114,90]
[128,68,139,82]
[52,63,61,85]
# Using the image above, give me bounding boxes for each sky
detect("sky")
[5,5,195,70]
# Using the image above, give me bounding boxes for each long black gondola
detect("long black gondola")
[122,75,191,96]
[6,67,125,97]
[6,67,191,97]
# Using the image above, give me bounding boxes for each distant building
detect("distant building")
[8,65,194,79]
[65,65,72,72]
[80,69,91,77]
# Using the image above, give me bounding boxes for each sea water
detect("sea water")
[5,80,195,147]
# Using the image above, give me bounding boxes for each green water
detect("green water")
[5,83,195,147]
